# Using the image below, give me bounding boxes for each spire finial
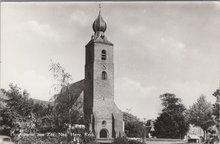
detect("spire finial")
[92,2,107,33]
[99,3,101,15]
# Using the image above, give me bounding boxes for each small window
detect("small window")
[102,71,107,80]
[102,120,106,125]
[101,50,106,60]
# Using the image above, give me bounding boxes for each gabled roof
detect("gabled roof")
[32,98,50,106]
[55,79,84,110]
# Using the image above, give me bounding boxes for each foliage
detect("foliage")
[160,93,186,113]
[49,60,84,132]
[212,103,220,124]
[113,137,129,144]
[3,84,34,118]
[206,88,220,144]
[128,139,143,144]
[0,107,21,136]
[32,103,48,118]
[124,121,144,138]
[0,84,51,136]
[80,133,97,144]
[185,95,214,139]
[113,137,142,144]
[49,60,72,87]
[212,88,220,133]
[154,112,179,138]
[123,112,140,123]
[123,112,144,138]
[153,93,189,139]
[16,134,97,144]
[0,84,34,136]
[17,136,68,144]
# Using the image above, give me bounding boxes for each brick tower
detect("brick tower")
[84,9,124,141]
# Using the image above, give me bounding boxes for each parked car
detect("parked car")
[0,135,14,144]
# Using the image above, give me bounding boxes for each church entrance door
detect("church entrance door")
[100,129,108,138]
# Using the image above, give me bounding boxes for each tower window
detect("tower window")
[102,120,107,125]
[101,50,106,60]
[102,71,107,80]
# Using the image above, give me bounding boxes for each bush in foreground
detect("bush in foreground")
[16,135,97,144]
[17,135,142,144]
[113,137,142,144]
[16,136,65,144]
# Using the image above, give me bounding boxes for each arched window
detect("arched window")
[101,50,106,60]
[102,120,106,126]
[102,71,107,80]
[100,129,108,138]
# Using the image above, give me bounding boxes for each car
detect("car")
[0,135,14,144]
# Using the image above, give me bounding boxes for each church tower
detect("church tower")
[84,8,124,141]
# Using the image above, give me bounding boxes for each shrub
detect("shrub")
[16,134,97,144]
[113,137,142,144]
[16,136,63,144]
[81,133,97,144]
[128,139,143,144]
[113,137,129,144]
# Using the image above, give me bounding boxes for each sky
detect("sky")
[1,2,220,120]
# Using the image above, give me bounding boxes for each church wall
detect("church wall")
[95,116,113,138]
[84,44,94,123]
[84,12,124,140]
[92,43,115,139]
[113,113,124,137]
[93,43,114,105]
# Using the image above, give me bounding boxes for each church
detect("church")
[67,8,124,142]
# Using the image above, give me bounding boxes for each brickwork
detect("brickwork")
[84,33,124,141]
[82,11,124,141]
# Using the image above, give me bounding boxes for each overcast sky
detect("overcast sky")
[1,2,220,120]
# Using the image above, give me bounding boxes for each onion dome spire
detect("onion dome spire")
[92,4,107,33]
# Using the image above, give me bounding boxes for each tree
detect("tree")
[159,93,186,113]
[153,93,189,139]
[3,84,34,118]
[49,60,84,132]
[154,112,179,138]
[186,95,214,140]
[0,84,33,136]
[212,88,220,130]
[207,102,220,143]
[0,84,53,135]
[32,103,48,118]
[207,88,220,143]
[123,112,144,138]
[123,112,140,123]
[0,107,21,136]
[31,102,50,133]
